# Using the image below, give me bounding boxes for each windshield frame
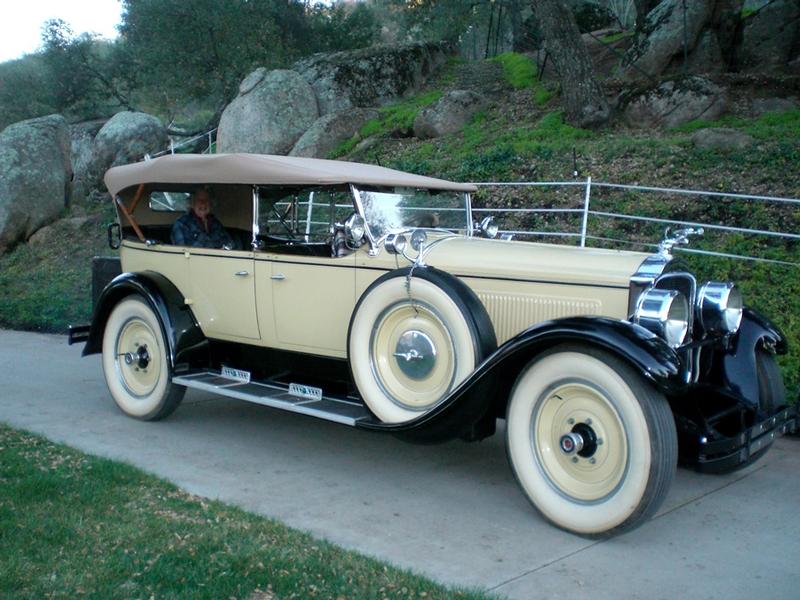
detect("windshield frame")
[350,184,473,255]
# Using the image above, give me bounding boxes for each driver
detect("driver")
[171,188,237,249]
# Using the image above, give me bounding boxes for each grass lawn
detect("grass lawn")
[0,424,496,600]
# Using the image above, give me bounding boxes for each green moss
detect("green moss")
[599,31,634,44]
[381,91,443,132]
[328,91,444,158]
[672,109,800,140]
[490,52,537,89]
[489,52,555,107]
[533,85,555,107]
[740,7,757,19]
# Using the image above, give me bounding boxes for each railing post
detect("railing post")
[580,176,591,247]
[208,131,213,153]
[170,139,175,155]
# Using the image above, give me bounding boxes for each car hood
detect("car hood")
[420,236,648,288]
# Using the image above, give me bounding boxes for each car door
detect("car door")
[187,247,260,341]
[254,187,356,357]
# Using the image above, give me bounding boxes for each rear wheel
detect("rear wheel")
[102,296,185,420]
[506,346,677,536]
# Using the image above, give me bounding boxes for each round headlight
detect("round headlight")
[697,282,743,335]
[634,288,690,348]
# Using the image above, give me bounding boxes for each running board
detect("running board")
[172,371,371,426]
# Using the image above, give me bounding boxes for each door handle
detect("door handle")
[235,270,249,277]
[271,273,286,281]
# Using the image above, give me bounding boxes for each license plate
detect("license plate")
[289,383,323,401]
[220,365,251,383]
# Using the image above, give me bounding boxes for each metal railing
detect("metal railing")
[146,128,217,160]
[471,178,800,266]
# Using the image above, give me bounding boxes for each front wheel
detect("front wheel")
[506,346,677,536]
[102,296,185,420]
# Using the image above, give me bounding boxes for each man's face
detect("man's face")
[192,192,211,218]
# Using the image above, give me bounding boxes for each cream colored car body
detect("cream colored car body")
[121,234,645,358]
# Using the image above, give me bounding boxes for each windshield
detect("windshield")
[357,187,469,240]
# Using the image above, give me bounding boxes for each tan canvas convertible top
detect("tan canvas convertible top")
[104,153,477,197]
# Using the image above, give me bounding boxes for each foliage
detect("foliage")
[0,210,113,332]
[39,19,134,120]
[490,52,536,89]
[306,1,382,53]
[672,109,800,140]
[119,0,294,112]
[599,31,635,44]
[330,90,443,157]
[489,52,555,107]
[0,55,55,129]
[0,425,496,599]
[0,0,386,127]
[572,0,615,32]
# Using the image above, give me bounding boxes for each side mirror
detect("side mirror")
[344,213,366,248]
[107,222,121,250]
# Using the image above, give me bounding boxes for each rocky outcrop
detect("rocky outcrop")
[70,119,106,201]
[88,112,168,197]
[738,0,800,73]
[293,42,450,115]
[0,114,72,251]
[289,109,379,158]
[691,127,754,151]
[413,90,487,139]
[28,216,92,245]
[622,76,728,129]
[623,0,714,79]
[217,69,319,155]
[751,97,799,116]
[683,30,725,75]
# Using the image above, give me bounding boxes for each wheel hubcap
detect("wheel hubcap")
[370,300,455,411]
[393,330,436,380]
[115,318,161,398]
[533,381,628,503]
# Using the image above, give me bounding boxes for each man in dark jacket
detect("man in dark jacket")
[171,188,237,249]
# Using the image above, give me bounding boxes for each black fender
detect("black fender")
[356,316,682,443]
[83,271,208,371]
[347,265,497,442]
[719,307,787,410]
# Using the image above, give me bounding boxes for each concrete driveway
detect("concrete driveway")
[1,329,798,599]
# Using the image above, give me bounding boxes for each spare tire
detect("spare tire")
[348,267,496,423]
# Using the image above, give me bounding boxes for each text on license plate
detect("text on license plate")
[288,383,323,401]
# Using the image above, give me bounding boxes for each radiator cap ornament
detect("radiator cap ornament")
[658,226,704,257]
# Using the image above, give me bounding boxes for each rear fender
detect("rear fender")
[356,317,682,442]
[83,271,207,371]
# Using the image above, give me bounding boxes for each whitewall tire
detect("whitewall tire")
[102,296,185,420]
[349,269,494,424]
[506,346,677,536]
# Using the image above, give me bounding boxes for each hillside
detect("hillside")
[1,56,798,395]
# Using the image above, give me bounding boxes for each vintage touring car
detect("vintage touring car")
[69,153,796,536]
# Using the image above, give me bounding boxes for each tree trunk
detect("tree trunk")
[529,0,610,128]
[634,0,661,33]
